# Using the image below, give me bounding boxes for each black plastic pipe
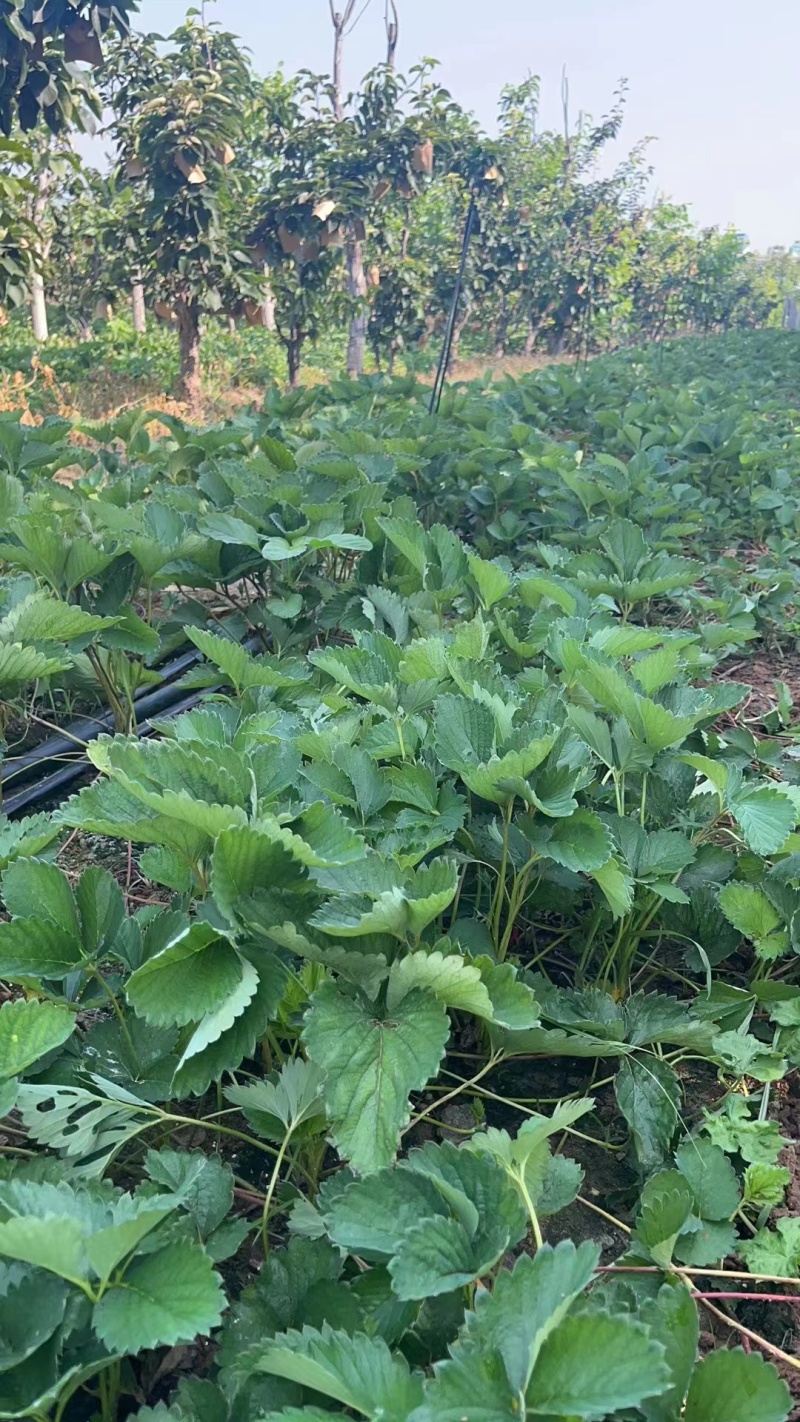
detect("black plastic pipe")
[2,632,263,817]
[3,689,206,817]
[1,644,205,793]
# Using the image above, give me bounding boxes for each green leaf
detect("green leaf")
[683,1350,791,1422]
[311,860,458,943]
[250,1325,423,1421]
[75,867,126,957]
[0,1270,68,1371]
[433,695,496,770]
[378,516,429,578]
[304,982,449,1174]
[177,958,261,1069]
[719,883,783,945]
[639,1281,700,1422]
[85,1208,176,1285]
[472,956,540,1030]
[590,855,635,918]
[740,1217,800,1278]
[468,554,513,610]
[386,950,494,1019]
[468,1243,599,1393]
[224,1059,326,1141]
[385,1147,526,1299]
[93,1242,225,1352]
[0,999,74,1079]
[712,1031,787,1082]
[0,1214,88,1285]
[1,859,79,935]
[703,1097,787,1165]
[0,642,68,688]
[633,1179,695,1268]
[675,1138,740,1219]
[567,704,614,768]
[524,808,614,873]
[172,951,287,1099]
[145,1148,234,1237]
[730,788,796,855]
[615,1057,681,1173]
[217,1237,358,1380]
[126,924,243,1027]
[0,917,83,981]
[527,1311,669,1416]
[743,1162,791,1210]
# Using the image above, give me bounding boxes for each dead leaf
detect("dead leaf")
[411,139,434,175]
[64,18,103,66]
[174,152,206,185]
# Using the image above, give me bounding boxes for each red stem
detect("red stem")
[692,1291,799,1305]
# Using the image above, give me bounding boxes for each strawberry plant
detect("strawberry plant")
[0,332,799,1419]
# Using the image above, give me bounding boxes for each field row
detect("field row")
[0,331,800,1421]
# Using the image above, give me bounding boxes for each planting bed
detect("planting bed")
[1,331,800,1420]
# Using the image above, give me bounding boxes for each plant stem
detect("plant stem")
[517,1171,544,1249]
[261,1129,293,1258]
[700,1294,800,1374]
[403,1052,503,1135]
[577,1194,631,1234]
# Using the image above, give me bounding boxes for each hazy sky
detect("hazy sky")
[128,0,800,251]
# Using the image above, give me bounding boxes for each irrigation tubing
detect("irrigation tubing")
[2,632,263,818]
[428,191,479,416]
[0,644,204,794]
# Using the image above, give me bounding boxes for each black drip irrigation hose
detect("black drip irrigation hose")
[429,191,479,417]
[2,633,263,819]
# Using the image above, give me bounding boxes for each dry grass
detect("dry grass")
[0,346,582,430]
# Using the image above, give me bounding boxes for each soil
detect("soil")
[714,643,800,722]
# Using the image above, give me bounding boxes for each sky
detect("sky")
[125,0,800,251]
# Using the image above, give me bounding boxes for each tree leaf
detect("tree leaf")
[304,983,449,1174]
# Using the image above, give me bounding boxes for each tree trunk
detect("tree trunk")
[286,331,303,388]
[29,167,52,343]
[346,235,368,377]
[30,270,48,342]
[227,314,237,334]
[385,0,399,66]
[263,268,276,330]
[175,298,202,406]
[447,299,472,374]
[131,280,146,334]
[525,318,537,355]
[494,298,509,357]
